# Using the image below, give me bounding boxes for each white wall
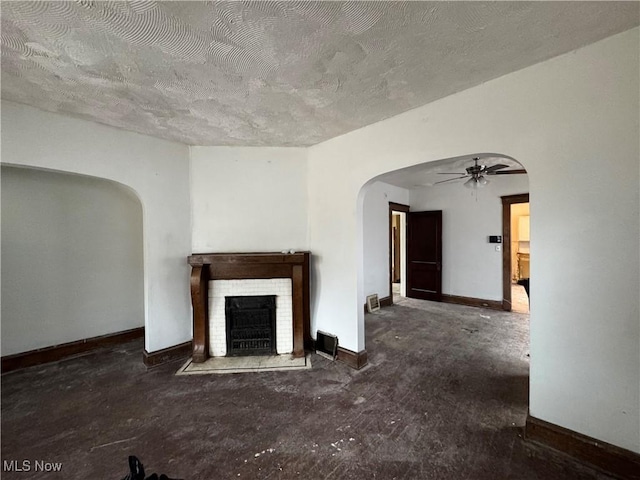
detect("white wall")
[307,28,639,451]
[1,166,144,355]
[362,181,409,300]
[190,147,307,253]
[0,101,192,353]
[410,174,529,301]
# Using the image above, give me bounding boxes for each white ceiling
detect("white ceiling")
[2,1,638,147]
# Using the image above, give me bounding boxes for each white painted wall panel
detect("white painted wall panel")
[190,147,308,253]
[0,102,192,353]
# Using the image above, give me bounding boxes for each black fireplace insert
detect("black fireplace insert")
[225,295,276,356]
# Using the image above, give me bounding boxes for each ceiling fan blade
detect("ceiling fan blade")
[483,164,509,173]
[434,175,469,185]
[437,172,466,175]
[490,169,527,175]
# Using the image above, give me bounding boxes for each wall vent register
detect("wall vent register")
[366,294,381,313]
[315,330,338,360]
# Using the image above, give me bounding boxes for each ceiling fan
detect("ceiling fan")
[435,157,526,189]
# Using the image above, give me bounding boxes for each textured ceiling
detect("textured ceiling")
[2,1,638,147]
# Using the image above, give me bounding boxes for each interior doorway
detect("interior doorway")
[501,193,530,312]
[389,202,409,304]
[510,202,530,313]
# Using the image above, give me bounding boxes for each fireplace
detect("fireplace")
[225,295,276,356]
[188,252,311,363]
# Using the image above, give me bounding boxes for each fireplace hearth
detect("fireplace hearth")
[226,295,276,356]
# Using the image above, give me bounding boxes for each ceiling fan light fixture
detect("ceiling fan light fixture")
[464,176,489,189]
[464,177,477,189]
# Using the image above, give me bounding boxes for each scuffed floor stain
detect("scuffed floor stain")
[1,299,611,479]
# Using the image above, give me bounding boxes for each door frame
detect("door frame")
[501,193,530,311]
[389,202,410,305]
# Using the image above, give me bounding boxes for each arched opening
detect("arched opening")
[358,153,529,319]
[1,165,145,368]
[356,151,531,400]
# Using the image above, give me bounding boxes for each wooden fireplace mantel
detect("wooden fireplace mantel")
[188,252,311,363]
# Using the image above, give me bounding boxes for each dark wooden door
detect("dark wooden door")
[407,211,442,301]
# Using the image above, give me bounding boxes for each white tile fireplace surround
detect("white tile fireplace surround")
[208,279,293,357]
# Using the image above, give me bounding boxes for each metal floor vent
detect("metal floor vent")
[316,330,338,360]
[366,294,381,313]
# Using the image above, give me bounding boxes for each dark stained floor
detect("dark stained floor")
[1,299,612,479]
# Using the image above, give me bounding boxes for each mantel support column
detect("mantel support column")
[292,264,304,358]
[190,265,210,363]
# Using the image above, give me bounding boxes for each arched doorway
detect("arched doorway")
[1,165,144,367]
[358,153,529,336]
[354,154,533,472]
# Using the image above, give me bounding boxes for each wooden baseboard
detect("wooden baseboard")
[441,294,503,311]
[309,338,367,370]
[143,341,192,368]
[1,327,145,374]
[336,346,368,370]
[363,295,393,314]
[525,415,640,480]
